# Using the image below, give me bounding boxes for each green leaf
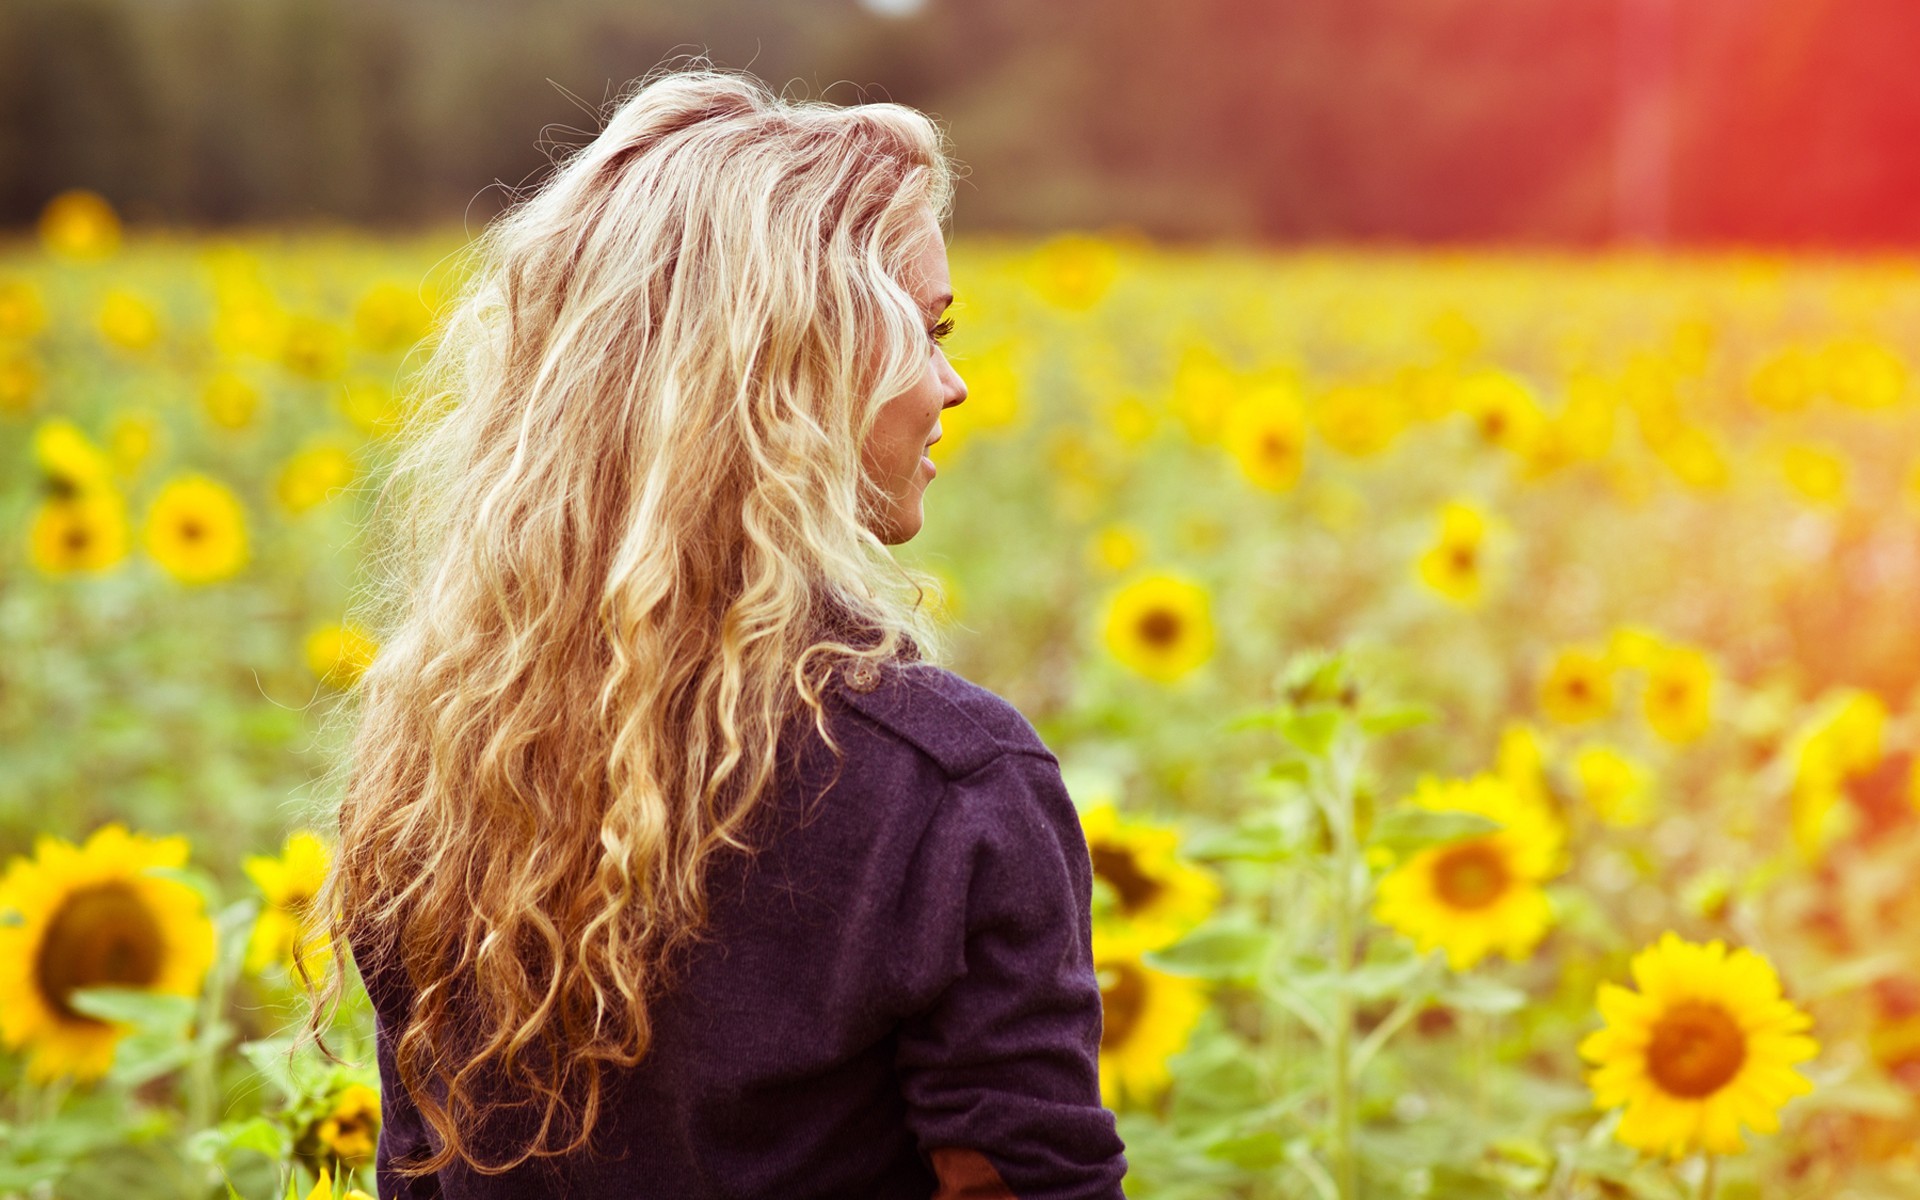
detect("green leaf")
[1277,708,1342,757]
[68,986,196,1029]
[1204,1129,1289,1170]
[1438,975,1528,1014]
[1182,811,1307,863]
[1369,808,1500,855]
[1358,704,1433,735]
[1145,916,1271,985]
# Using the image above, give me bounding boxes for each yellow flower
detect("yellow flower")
[1080,803,1220,957]
[96,289,160,354]
[1415,500,1490,606]
[1088,524,1144,574]
[0,278,48,339]
[33,418,117,503]
[353,282,432,354]
[0,344,42,415]
[1580,933,1817,1159]
[281,315,346,380]
[1454,369,1546,458]
[107,409,163,479]
[1605,625,1666,671]
[306,622,380,690]
[39,190,122,259]
[1574,744,1653,828]
[1220,379,1307,492]
[29,491,131,576]
[1557,373,1617,461]
[1651,424,1728,491]
[143,473,249,585]
[1101,573,1215,684]
[1373,774,1561,971]
[1168,344,1239,445]
[1093,933,1208,1110]
[1027,234,1119,311]
[277,444,359,514]
[1818,337,1906,409]
[1748,346,1816,413]
[1313,382,1406,458]
[1540,647,1615,725]
[202,372,263,431]
[1779,443,1849,509]
[243,831,333,977]
[314,1083,381,1166]
[0,824,215,1081]
[1642,644,1714,745]
[1788,689,1888,859]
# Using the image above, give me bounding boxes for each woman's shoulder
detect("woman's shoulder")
[825,657,1057,781]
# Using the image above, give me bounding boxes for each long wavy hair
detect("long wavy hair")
[300,60,957,1177]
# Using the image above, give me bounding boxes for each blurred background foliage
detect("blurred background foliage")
[7,0,1920,245]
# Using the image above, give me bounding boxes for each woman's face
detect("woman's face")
[862,204,966,545]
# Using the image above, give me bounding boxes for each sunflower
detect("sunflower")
[1780,443,1849,509]
[1101,573,1215,684]
[280,314,346,380]
[244,831,333,977]
[353,281,432,354]
[1574,743,1653,828]
[144,473,249,584]
[0,277,48,339]
[39,189,121,259]
[1540,646,1615,725]
[202,372,263,431]
[1026,233,1119,312]
[1788,689,1888,859]
[313,1083,381,1165]
[97,289,161,354]
[1642,644,1714,745]
[0,345,41,415]
[34,418,117,503]
[277,444,359,514]
[1415,500,1490,605]
[1454,368,1546,458]
[1373,773,1561,971]
[306,623,380,691]
[1580,933,1817,1159]
[1220,381,1307,493]
[1088,524,1144,575]
[28,491,131,576]
[339,378,403,437]
[0,824,215,1082]
[1079,803,1220,956]
[1313,382,1406,458]
[1093,932,1209,1110]
[1818,337,1906,410]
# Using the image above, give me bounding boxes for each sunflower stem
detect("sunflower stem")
[1326,722,1362,1200]
[1698,1154,1718,1200]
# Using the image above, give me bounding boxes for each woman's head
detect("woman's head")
[307,60,964,1176]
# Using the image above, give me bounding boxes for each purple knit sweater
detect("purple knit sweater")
[360,652,1129,1199]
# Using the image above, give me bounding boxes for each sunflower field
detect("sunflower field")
[6,189,1920,1199]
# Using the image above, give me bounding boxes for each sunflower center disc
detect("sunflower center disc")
[1645,1001,1747,1098]
[1090,845,1166,913]
[1137,608,1181,648]
[1432,841,1511,910]
[34,882,167,1023]
[1099,961,1148,1051]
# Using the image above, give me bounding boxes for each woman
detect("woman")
[304,61,1128,1199]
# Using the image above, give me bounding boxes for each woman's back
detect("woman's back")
[364,653,1128,1199]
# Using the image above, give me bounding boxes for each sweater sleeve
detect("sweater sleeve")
[892,748,1129,1200]
[360,952,444,1200]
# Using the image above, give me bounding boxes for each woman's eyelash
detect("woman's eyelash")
[929,317,955,344]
